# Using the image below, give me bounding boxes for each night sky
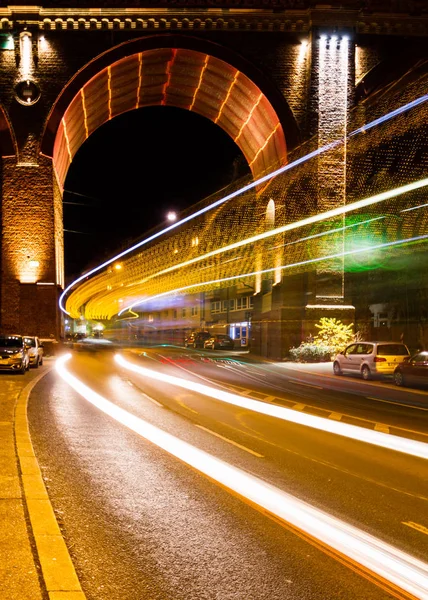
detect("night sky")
[63,106,249,280]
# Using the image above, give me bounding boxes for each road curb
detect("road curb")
[14,366,87,600]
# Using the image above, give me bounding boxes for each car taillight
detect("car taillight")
[374,356,387,362]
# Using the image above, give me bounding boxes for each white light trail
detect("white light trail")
[56,353,428,599]
[59,94,428,315]
[114,354,428,461]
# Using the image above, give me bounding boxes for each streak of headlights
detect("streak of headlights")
[56,353,428,599]
[114,354,428,461]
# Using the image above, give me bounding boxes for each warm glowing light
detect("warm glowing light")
[114,263,122,271]
[167,211,177,222]
[62,117,72,164]
[249,123,281,167]
[56,353,428,600]
[189,55,209,111]
[120,231,428,314]
[59,94,428,315]
[81,88,89,139]
[234,93,263,144]
[215,72,239,124]
[28,260,40,268]
[136,52,142,109]
[107,65,112,120]
[162,49,177,106]
[20,32,32,80]
[120,178,428,303]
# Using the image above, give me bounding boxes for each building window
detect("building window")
[173,310,177,319]
[211,301,221,314]
[234,296,254,311]
[181,308,186,318]
[191,306,198,316]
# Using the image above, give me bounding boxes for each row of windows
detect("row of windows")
[211,296,254,314]
[145,297,254,321]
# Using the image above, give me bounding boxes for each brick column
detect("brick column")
[305,28,356,328]
[0,155,63,337]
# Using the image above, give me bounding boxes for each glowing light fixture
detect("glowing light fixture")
[167,211,177,222]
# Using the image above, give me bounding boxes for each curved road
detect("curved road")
[27,348,428,599]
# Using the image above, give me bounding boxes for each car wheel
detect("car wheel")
[394,370,405,387]
[34,357,39,369]
[19,362,26,374]
[361,365,371,380]
[39,357,43,366]
[333,361,342,376]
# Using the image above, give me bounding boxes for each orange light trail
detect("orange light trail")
[108,65,112,119]
[80,88,89,140]
[162,49,177,106]
[234,93,263,143]
[215,72,239,124]
[136,52,142,109]
[249,122,281,167]
[61,117,72,164]
[189,55,209,111]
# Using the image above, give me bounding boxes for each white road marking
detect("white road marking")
[195,425,264,457]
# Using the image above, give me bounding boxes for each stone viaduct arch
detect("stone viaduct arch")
[41,35,299,188]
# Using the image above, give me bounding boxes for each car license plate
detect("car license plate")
[0,359,9,365]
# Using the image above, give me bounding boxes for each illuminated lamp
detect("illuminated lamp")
[15,80,41,106]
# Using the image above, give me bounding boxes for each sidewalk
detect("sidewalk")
[0,363,85,600]
[274,360,335,376]
[0,372,44,600]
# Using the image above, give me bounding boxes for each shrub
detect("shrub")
[314,317,354,355]
[288,317,354,362]
[289,342,332,363]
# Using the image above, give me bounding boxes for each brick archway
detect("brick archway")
[42,36,298,188]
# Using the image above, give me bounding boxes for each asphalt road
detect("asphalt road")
[27,348,428,599]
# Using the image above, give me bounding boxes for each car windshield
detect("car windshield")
[377,344,409,356]
[24,338,36,347]
[0,336,23,348]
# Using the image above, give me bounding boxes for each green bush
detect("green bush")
[289,342,332,363]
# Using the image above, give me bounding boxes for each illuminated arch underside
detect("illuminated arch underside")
[53,47,287,187]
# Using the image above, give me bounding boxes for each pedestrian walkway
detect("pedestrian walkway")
[1,363,86,600]
[0,372,44,600]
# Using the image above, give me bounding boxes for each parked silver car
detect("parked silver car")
[23,336,44,368]
[333,341,410,380]
[0,334,30,374]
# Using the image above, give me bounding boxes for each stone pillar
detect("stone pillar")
[0,155,64,337]
[305,27,356,327]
